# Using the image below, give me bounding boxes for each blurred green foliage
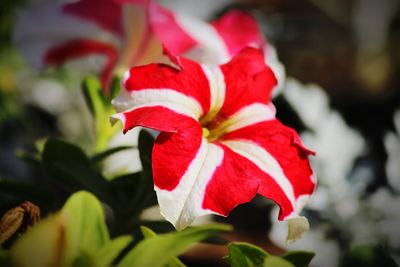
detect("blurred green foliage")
[3,191,230,267]
[0,0,27,48]
[341,245,398,267]
[225,242,315,267]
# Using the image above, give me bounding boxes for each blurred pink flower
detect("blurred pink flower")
[13,0,284,92]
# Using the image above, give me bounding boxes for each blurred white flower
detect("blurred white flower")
[384,109,400,192]
[270,78,371,266]
[269,208,340,267]
[103,128,142,176]
[158,0,231,20]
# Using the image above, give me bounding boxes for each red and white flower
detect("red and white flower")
[13,0,284,91]
[112,47,316,234]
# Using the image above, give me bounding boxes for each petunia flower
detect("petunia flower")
[13,0,226,91]
[13,0,284,91]
[111,47,316,241]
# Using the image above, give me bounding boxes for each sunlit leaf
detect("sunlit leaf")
[9,213,69,267]
[0,249,8,266]
[117,224,231,267]
[71,251,98,267]
[108,76,122,101]
[141,226,186,267]
[263,256,295,267]
[225,242,269,267]
[61,191,110,261]
[97,236,133,267]
[82,75,120,151]
[82,75,105,118]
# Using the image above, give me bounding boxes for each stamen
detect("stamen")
[202,127,210,138]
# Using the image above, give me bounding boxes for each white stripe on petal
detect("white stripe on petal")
[112,88,203,119]
[175,13,230,64]
[200,65,226,123]
[221,140,296,207]
[155,141,223,230]
[284,194,313,220]
[212,103,276,136]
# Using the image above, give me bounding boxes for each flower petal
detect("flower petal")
[218,47,277,117]
[221,119,316,220]
[63,0,123,36]
[207,103,276,138]
[148,3,198,55]
[171,13,230,64]
[119,58,212,116]
[154,138,260,230]
[111,106,195,133]
[211,10,265,56]
[115,3,154,72]
[44,39,118,91]
[201,144,261,216]
[13,1,120,68]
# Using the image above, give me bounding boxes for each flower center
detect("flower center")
[202,127,210,138]
[200,114,230,142]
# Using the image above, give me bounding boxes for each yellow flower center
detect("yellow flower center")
[200,114,234,142]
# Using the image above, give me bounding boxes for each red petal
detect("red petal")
[63,0,123,36]
[148,2,198,55]
[123,58,211,114]
[162,45,183,69]
[211,10,265,56]
[153,116,203,191]
[44,39,118,91]
[218,47,277,117]
[221,119,316,220]
[202,144,260,215]
[114,105,197,134]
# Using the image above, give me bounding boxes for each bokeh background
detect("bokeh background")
[1,0,400,266]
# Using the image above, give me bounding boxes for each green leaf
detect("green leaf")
[141,226,157,238]
[97,236,133,267]
[139,220,175,234]
[264,256,295,267]
[134,130,157,210]
[42,138,90,190]
[91,145,134,164]
[15,149,41,167]
[72,251,98,267]
[9,213,69,267]
[107,172,142,209]
[111,130,157,220]
[117,224,231,267]
[138,130,154,179]
[108,76,122,100]
[8,192,130,267]
[0,179,54,208]
[282,251,315,267]
[82,75,120,152]
[82,75,105,118]
[0,249,9,266]
[62,191,110,261]
[225,242,269,267]
[42,139,112,202]
[14,138,46,168]
[340,245,398,267]
[141,226,186,267]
